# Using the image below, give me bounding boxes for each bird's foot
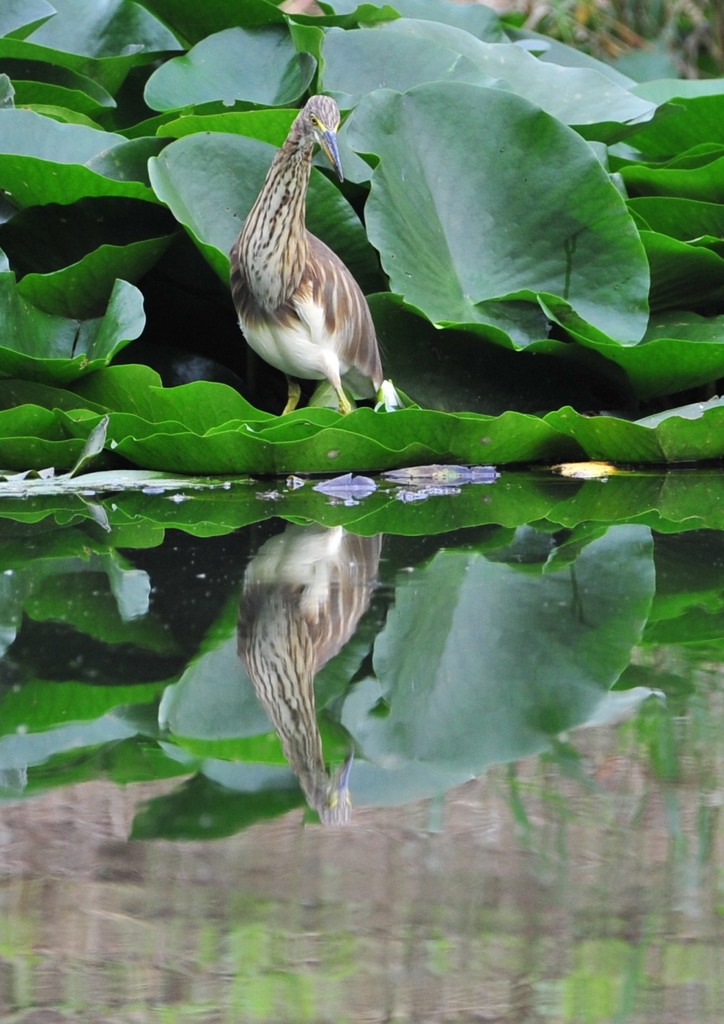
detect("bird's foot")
[337,392,353,415]
[375,379,402,412]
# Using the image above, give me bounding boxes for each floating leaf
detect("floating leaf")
[322,20,654,136]
[0,110,161,207]
[348,82,650,345]
[0,275,146,384]
[144,25,315,112]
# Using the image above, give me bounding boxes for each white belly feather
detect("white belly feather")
[239,292,346,386]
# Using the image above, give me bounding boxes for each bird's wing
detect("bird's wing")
[299,234,383,391]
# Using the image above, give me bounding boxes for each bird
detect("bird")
[229,94,398,416]
[237,524,383,824]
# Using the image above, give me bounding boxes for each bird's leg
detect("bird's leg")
[282,376,301,415]
[335,386,353,416]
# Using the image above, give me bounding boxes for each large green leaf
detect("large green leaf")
[0,275,145,384]
[2,58,116,117]
[144,25,315,112]
[640,230,724,311]
[0,196,175,317]
[16,236,173,318]
[0,0,182,97]
[369,293,635,415]
[626,87,724,159]
[59,365,575,473]
[547,398,724,463]
[0,110,161,206]
[139,0,287,43]
[628,196,724,241]
[348,82,650,344]
[620,151,724,203]
[322,20,654,136]
[27,0,182,59]
[571,311,724,401]
[0,0,55,38]
[327,0,503,39]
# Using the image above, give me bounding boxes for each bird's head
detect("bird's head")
[297,94,344,183]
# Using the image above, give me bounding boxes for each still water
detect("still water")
[0,469,723,1022]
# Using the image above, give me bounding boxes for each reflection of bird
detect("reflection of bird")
[237,525,382,824]
[230,94,396,415]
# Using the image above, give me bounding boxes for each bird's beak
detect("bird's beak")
[321,129,344,183]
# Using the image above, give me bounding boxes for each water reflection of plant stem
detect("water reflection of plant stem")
[237,524,381,825]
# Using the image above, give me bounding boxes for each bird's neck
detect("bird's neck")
[240,139,312,311]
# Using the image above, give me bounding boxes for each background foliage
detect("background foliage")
[0,0,723,473]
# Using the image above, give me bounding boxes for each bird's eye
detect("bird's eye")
[310,114,320,128]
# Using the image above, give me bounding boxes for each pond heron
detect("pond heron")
[230,94,397,415]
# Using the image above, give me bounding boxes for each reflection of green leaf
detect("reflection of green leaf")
[131,771,301,839]
[0,680,165,737]
[0,715,138,776]
[346,526,654,779]
[160,636,272,741]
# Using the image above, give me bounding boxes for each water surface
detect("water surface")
[1,470,722,1022]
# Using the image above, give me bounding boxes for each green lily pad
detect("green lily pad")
[0,109,162,206]
[347,82,650,345]
[27,0,181,58]
[620,152,724,204]
[0,274,146,384]
[627,196,724,241]
[626,87,724,159]
[0,0,55,38]
[144,25,315,112]
[641,230,724,311]
[322,20,654,136]
[2,57,116,116]
[138,0,287,43]
[547,397,724,463]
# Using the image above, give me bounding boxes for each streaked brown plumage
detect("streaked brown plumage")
[229,94,385,415]
[237,525,382,824]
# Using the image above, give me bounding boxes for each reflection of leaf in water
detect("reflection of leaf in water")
[347,525,654,776]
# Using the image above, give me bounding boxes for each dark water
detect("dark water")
[1,471,723,1022]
